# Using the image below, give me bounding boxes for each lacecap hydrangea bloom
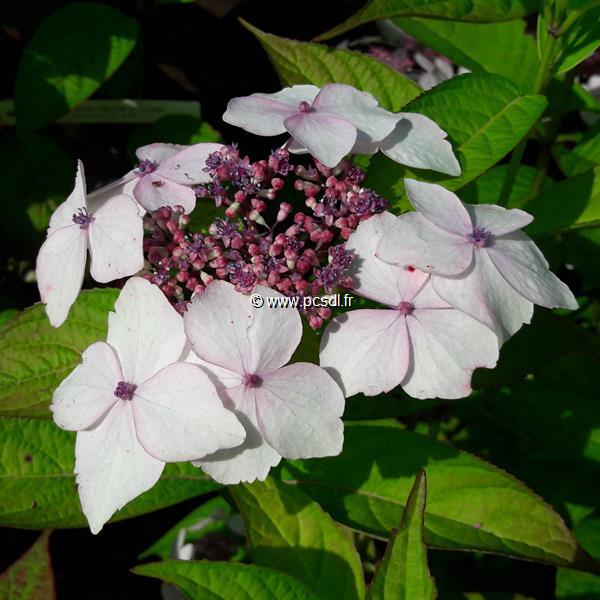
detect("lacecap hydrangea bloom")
[36,82,580,533]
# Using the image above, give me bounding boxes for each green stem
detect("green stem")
[497,22,560,207]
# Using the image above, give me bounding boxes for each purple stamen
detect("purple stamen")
[242,373,262,388]
[467,227,492,247]
[72,207,94,229]
[134,159,159,178]
[114,381,137,401]
[397,301,414,316]
[298,101,312,113]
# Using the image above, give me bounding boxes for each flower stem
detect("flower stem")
[497,15,561,207]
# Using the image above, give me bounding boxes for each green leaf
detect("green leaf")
[127,115,221,161]
[0,531,55,599]
[0,288,118,418]
[279,421,590,570]
[459,164,553,208]
[393,17,538,92]
[240,20,420,111]
[0,309,19,330]
[133,560,320,600]
[139,496,238,560]
[368,471,437,600]
[366,73,547,210]
[555,7,600,74]
[524,166,600,236]
[15,2,138,132]
[315,0,539,42]
[230,478,366,600]
[0,416,220,528]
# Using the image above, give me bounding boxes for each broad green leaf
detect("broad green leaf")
[128,115,221,160]
[241,20,420,111]
[133,560,320,600]
[279,421,589,570]
[230,478,366,600]
[0,530,55,599]
[555,7,600,74]
[0,288,118,418]
[393,17,538,92]
[365,73,547,210]
[15,2,138,132]
[139,496,240,560]
[0,309,18,330]
[0,417,220,528]
[459,164,553,208]
[316,0,539,41]
[368,471,436,600]
[553,123,600,176]
[525,166,600,236]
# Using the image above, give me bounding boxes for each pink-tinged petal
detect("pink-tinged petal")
[411,278,452,309]
[184,350,242,390]
[405,179,472,234]
[133,174,197,213]
[223,95,297,136]
[136,143,185,163]
[184,280,253,374]
[287,139,309,155]
[86,171,138,215]
[194,384,281,485]
[133,362,245,462]
[320,309,410,397]
[466,204,533,236]
[107,277,186,383]
[284,113,357,168]
[88,194,144,283]
[75,400,164,534]
[157,143,224,185]
[184,281,301,375]
[256,363,344,459]
[35,225,87,327]
[49,160,87,232]
[488,232,578,310]
[432,249,533,344]
[313,83,398,144]
[402,304,499,399]
[267,85,320,105]
[51,342,121,431]
[380,113,461,176]
[376,212,473,275]
[249,285,302,372]
[346,212,429,305]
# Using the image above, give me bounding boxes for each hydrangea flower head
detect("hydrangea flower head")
[183,281,344,484]
[223,84,399,167]
[51,277,245,533]
[319,212,499,399]
[36,160,144,327]
[376,180,578,342]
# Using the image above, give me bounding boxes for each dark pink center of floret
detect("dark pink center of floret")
[242,373,262,388]
[298,101,312,113]
[466,227,492,247]
[114,381,137,401]
[397,301,414,316]
[72,207,94,229]
[134,159,159,178]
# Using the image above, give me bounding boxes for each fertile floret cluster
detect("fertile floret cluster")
[141,145,387,328]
